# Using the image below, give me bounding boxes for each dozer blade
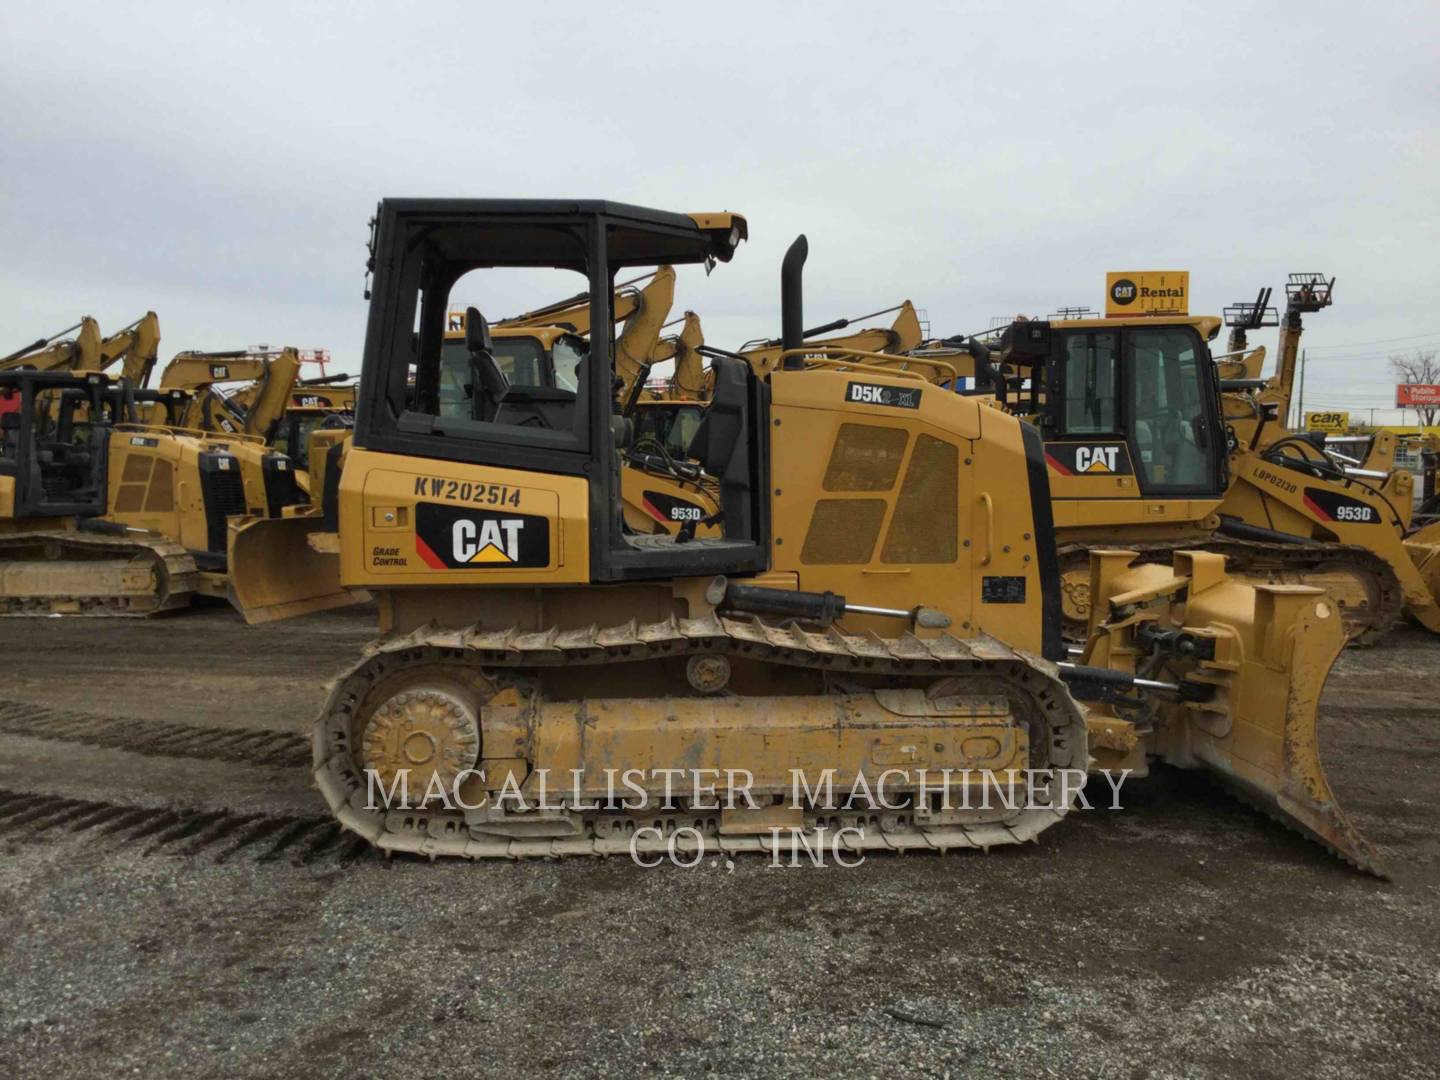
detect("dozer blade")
[1404,520,1440,628]
[226,515,364,625]
[1082,549,1386,877]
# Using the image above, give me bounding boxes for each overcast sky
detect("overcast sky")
[3,1,1437,422]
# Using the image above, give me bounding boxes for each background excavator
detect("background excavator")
[237,198,1374,875]
[156,345,356,478]
[158,347,303,439]
[1,313,162,420]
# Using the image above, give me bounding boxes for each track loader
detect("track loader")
[234,199,1372,872]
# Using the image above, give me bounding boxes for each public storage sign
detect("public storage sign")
[1106,271,1189,317]
[1396,384,1440,407]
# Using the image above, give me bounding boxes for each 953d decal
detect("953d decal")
[413,502,550,569]
[1303,488,1382,525]
[641,490,706,525]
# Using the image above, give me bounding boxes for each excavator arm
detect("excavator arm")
[739,300,924,378]
[159,349,302,438]
[1,317,103,373]
[612,267,676,401]
[657,312,706,401]
[93,311,162,387]
[495,271,651,335]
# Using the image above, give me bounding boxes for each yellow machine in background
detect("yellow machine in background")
[232,199,1374,874]
[156,345,334,509]
[1,371,242,613]
[159,347,304,438]
[0,359,355,621]
[443,284,723,539]
[2,313,162,420]
[904,275,1440,642]
[1,317,104,374]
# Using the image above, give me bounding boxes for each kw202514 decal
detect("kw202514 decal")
[1044,441,1134,476]
[413,501,550,569]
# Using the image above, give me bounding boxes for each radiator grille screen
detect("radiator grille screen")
[821,424,908,491]
[144,459,174,512]
[882,435,958,564]
[801,499,886,564]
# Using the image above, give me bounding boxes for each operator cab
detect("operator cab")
[632,402,707,461]
[356,199,763,581]
[1000,316,1228,498]
[0,370,114,517]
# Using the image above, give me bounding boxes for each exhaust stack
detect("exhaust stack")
[781,235,808,367]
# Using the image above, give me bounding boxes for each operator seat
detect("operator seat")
[464,307,509,424]
[1,411,19,460]
[685,355,754,540]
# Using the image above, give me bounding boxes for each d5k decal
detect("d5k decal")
[414,502,550,569]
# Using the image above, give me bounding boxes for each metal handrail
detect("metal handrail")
[781,347,959,386]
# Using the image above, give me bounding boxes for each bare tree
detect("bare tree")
[1390,349,1439,426]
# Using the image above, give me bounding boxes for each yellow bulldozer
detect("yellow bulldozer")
[896,276,1440,643]
[237,198,1375,874]
[0,369,256,613]
[0,359,354,621]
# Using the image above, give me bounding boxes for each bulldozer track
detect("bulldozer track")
[313,613,1089,860]
[0,700,309,768]
[0,530,201,616]
[1058,539,1403,645]
[0,787,367,865]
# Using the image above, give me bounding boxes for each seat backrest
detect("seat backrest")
[686,355,754,539]
[465,307,510,423]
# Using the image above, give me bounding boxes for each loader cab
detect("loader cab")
[633,401,708,461]
[356,199,763,582]
[1003,317,1228,498]
[0,370,112,518]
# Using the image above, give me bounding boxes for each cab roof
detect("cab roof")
[1048,314,1223,340]
[377,199,746,269]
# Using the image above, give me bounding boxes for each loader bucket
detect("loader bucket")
[1084,549,1386,877]
[226,515,363,625]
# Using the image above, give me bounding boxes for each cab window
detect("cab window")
[1127,327,1212,491]
[1060,331,1118,434]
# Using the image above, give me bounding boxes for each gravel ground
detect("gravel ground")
[1,603,1438,1079]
